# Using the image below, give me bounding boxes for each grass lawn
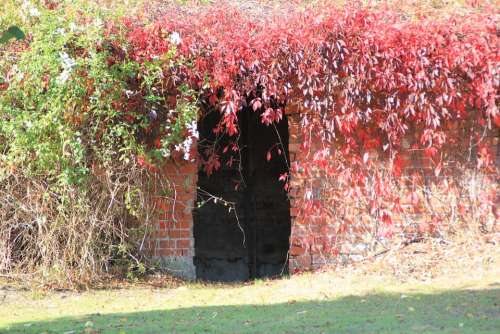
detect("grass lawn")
[1,262,499,334]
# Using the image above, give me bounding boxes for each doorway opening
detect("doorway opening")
[193,105,291,282]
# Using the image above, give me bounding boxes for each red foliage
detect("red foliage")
[120,2,497,152]
[109,2,499,260]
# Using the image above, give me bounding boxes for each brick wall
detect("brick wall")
[287,104,314,271]
[286,103,499,271]
[152,106,499,278]
[152,158,198,279]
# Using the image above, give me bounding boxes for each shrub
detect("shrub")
[0,0,198,286]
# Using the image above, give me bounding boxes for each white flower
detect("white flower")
[57,52,76,85]
[55,28,66,35]
[186,121,199,139]
[57,69,71,85]
[172,121,197,161]
[93,18,103,28]
[69,22,78,32]
[59,52,76,69]
[305,190,313,200]
[160,148,171,158]
[170,32,182,45]
[174,136,193,161]
[29,7,40,17]
[7,65,24,82]
[22,1,40,18]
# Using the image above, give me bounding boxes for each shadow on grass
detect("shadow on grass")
[3,288,499,334]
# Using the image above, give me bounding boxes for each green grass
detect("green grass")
[1,268,499,334]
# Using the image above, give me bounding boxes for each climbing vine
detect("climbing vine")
[0,0,498,282]
[110,1,499,259]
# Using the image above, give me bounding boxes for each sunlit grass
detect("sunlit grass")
[1,264,498,333]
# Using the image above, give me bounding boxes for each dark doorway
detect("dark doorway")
[193,106,291,282]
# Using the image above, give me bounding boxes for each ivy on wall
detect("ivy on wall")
[0,0,498,283]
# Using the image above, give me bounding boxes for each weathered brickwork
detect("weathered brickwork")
[152,158,198,279]
[286,106,499,271]
[153,107,499,279]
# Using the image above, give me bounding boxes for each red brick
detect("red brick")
[290,255,312,270]
[179,229,192,238]
[167,229,191,239]
[153,230,169,238]
[295,218,309,225]
[290,207,300,217]
[163,163,181,175]
[172,220,192,229]
[181,249,194,256]
[176,239,192,249]
[289,143,301,152]
[290,245,306,256]
[181,163,198,174]
[177,191,196,201]
[166,229,180,238]
[158,221,169,229]
[159,240,176,249]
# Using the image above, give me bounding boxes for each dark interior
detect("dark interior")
[193,106,291,282]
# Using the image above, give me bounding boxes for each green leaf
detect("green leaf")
[0,26,26,44]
